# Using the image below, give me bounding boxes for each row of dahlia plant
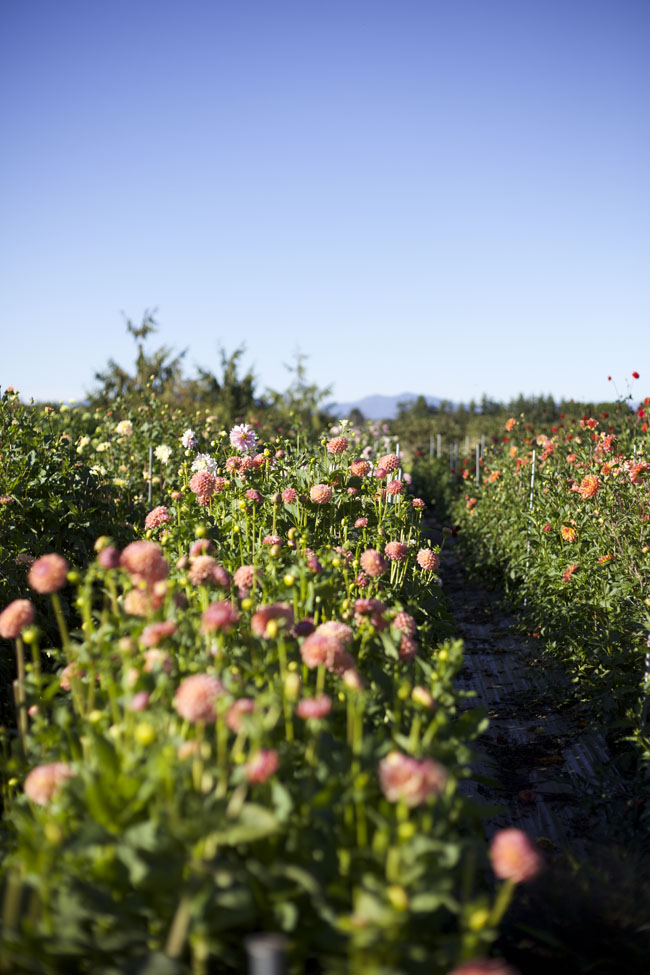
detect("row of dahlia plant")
[449,394,650,757]
[0,419,542,974]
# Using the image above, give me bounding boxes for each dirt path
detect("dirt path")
[429,530,650,974]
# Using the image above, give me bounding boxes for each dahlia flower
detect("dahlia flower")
[0,599,36,639]
[145,505,173,531]
[24,762,74,805]
[28,554,70,594]
[379,751,447,806]
[489,828,542,883]
[229,423,258,454]
[245,749,279,783]
[174,673,224,723]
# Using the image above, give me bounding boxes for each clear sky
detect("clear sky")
[1,0,648,407]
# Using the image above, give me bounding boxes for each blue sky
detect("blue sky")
[1,0,648,407]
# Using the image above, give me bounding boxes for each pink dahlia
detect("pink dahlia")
[360,549,387,578]
[399,634,418,660]
[416,549,439,572]
[378,453,400,472]
[392,611,416,636]
[281,487,298,503]
[296,695,332,719]
[188,556,230,587]
[327,436,349,454]
[449,961,520,975]
[342,667,364,691]
[139,620,178,647]
[412,498,425,510]
[226,697,255,732]
[262,534,283,547]
[245,749,279,783]
[24,762,74,805]
[120,541,169,587]
[251,602,294,638]
[190,471,216,499]
[310,484,333,504]
[129,691,150,712]
[143,649,172,674]
[234,564,258,592]
[98,545,120,569]
[189,539,212,558]
[201,600,239,633]
[385,541,408,562]
[354,517,368,528]
[174,674,224,723]
[350,459,371,477]
[144,505,173,530]
[386,479,403,496]
[225,456,240,474]
[0,599,36,639]
[316,620,354,644]
[28,553,69,594]
[229,423,258,454]
[489,828,543,883]
[378,752,447,806]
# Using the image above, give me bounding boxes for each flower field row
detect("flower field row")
[0,388,541,975]
[447,397,650,763]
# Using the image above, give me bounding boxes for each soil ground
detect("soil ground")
[426,526,650,975]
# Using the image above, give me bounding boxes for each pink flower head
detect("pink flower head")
[378,453,400,472]
[310,483,333,504]
[234,564,259,592]
[385,541,408,562]
[327,436,348,454]
[281,487,298,503]
[225,456,241,474]
[229,423,258,454]
[188,555,230,587]
[59,662,85,691]
[399,634,418,660]
[98,545,120,569]
[355,571,370,589]
[412,498,425,510]
[386,479,403,496]
[190,471,216,500]
[416,548,439,572]
[189,539,212,558]
[120,541,169,587]
[489,828,543,883]
[354,517,368,528]
[392,611,416,636]
[342,667,364,691]
[252,452,269,468]
[144,505,173,530]
[296,695,332,720]
[24,762,74,805]
[379,752,447,806]
[226,697,255,732]
[243,488,262,505]
[201,600,239,633]
[350,459,371,477]
[262,534,283,547]
[354,598,387,627]
[316,620,354,644]
[129,691,151,712]
[143,648,172,673]
[28,553,69,594]
[360,548,387,578]
[374,467,387,479]
[123,589,160,617]
[0,599,36,639]
[449,961,520,975]
[139,620,178,647]
[251,602,294,638]
[174,673,224,723]
[245,749,279,783]
[305,549,323,574]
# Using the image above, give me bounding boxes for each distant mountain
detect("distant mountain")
[327,392,451,421]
